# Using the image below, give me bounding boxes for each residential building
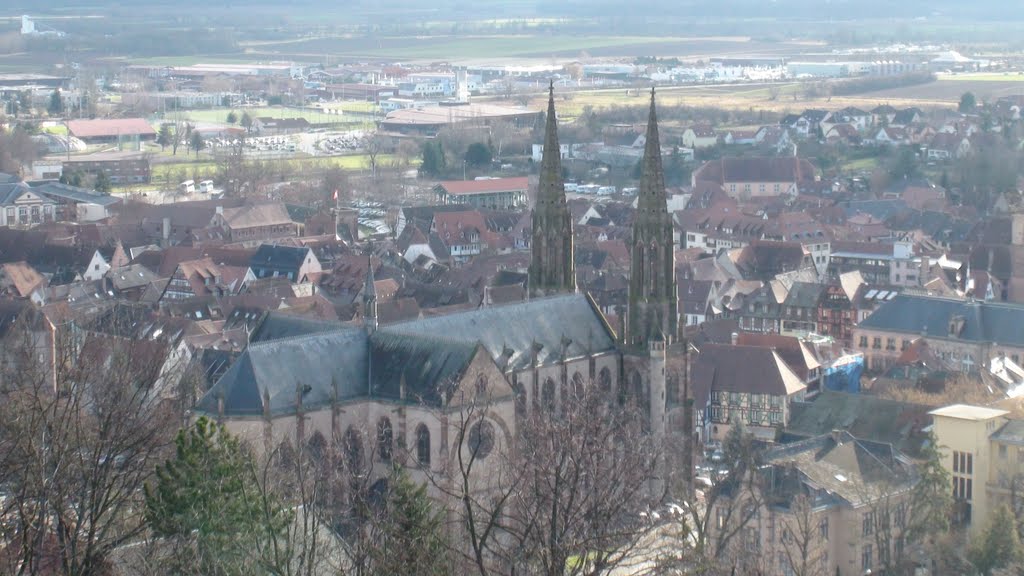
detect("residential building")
[63,151,152,184]
[66,118,157,144]
[855,295,1024,373]
[716,431,916,576]
[249,244,322,283]
[160,257,253,301]
[433,177,529,211]
[692,156,817,198]
[209,202,298,243]
[681,125,719,149]
[828,240,918,287]
[929,404,1013,532]
[693,342,808,443]
[817,271,867,346]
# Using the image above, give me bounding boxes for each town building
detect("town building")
[66,118,157,145]
[209,202,298,243]
[929,404,1018,532]
[855,295,1024,373]
[692,156,817,199]
[62,151,152,185]
[433,177,529,211]
[249,244,322,283]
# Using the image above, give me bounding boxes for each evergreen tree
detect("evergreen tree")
[959,92,977,114]
[241,112,253,133]
[48,89,63,116]
[465,142,493,168]
[144,417,291,576]
[190,131,205,155]
[371,466,449,576]
[157,124,172,151]
[969,505,1022,575]
[94,171,112,194]
[227,110,238,124]
[419,141,446,177]
[60,170,83,187]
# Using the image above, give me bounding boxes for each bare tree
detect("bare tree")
[434,376,660,576]
[775,493,829,576]
[0,312,178,576]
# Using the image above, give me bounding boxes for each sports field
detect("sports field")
[149,153,410,183]
[181,106,376,126]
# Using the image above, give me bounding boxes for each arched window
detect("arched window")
[306,431,327,462]
[599,367,613,396]
[542,378,556,411]
[377,417,393,463]
[571,372,585,400]
[343,427,363,473]
[632,371,643,405]
[415,424,431,467]
[468,420,495,460]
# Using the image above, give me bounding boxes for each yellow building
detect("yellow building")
[929,404,1013,533]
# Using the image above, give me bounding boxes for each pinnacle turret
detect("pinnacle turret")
[627,88,676,347]
[529,81,575,298]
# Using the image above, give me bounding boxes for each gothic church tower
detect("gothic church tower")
[529,82,575,298]
[627,89,677,347]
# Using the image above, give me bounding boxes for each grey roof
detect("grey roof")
[0,173,17,184]
[783,281,826,308]
[28,182,122,207]
[992,420,1024,446]
[250,244,311,272]
[382,293,616,369]
[785,390,932,458]
[858,294,1024,347]
[249,311,347,343]
[369,331,478,406]
[766,430,915,506]
[196,328,368,417]
[0,182,31,205]
[107,264,160,290]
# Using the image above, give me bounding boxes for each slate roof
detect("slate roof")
[858,294,1024,346]
[28,182,122,207]
[382,292,616,370]
[785,390,932,458]
[196,328,369,417]
[369,331,479,406]
[107,264,160,291]
[765,430,915,506]
[783,281,826,308]
[250,244,312,272]
[991,420,1024,446]
[248,311,346,343]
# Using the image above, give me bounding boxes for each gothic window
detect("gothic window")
[598,367,612,396]
[571,372,585,400]
[415,424,431,467]
[377,417,393,463]
[306,431,327,462]
[468,420,495,460]
[542,378,556,410]
[475,374,488,398]
[632,371,643,405]
[343,427,363,474]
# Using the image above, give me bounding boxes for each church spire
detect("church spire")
[627,88,677,347]
[529,81,575,298]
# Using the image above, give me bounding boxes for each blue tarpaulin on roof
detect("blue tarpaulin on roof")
[823,354,864,393]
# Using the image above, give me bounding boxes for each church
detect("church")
[194,85,693,495]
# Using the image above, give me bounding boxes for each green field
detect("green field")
[150,153,411,183]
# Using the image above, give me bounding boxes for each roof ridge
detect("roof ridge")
[246,326,362,349]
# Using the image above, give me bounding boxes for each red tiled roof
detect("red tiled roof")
[67,118,156,139]
[436,177,529,195]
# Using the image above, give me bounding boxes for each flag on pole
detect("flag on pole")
[333,189,338,201]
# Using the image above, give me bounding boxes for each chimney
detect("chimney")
[731,332,739,345]
[216,206,223,215]
[161,217,171,246]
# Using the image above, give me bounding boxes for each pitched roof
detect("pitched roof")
[436,177,530,196]
[383,292,615,370]
[250,244,311,271]
[106,264,160,291]
[785,390,932,458]
[859,295,1024,347]
[67,118,156,139]
[369,331,479,406]
[694,156,817,186]
[0,261,46,297]
[196,328,369,417]
[692,343,807,407]
[218,202,294,229]
[735,332,820,379]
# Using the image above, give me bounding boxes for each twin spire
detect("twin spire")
[530,84,674,346]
